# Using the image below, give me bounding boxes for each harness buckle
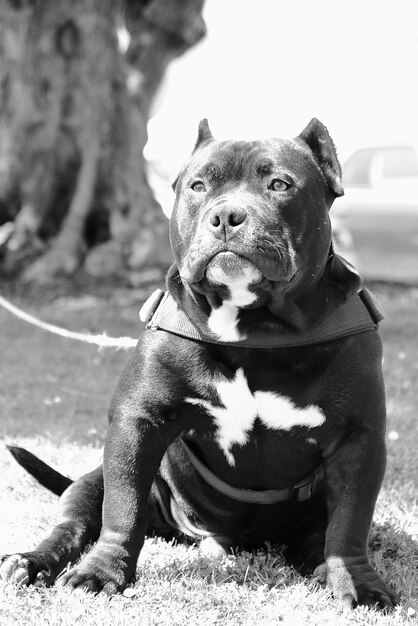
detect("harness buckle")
[139,289,165,326]
[359,288,384,325]
[291,471,321,502]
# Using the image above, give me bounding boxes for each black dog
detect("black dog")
[0,119,398,609]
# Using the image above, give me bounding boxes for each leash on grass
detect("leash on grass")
[0,294,137,349]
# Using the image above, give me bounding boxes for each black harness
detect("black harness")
[140,287,383,505]
[140,287,383,348]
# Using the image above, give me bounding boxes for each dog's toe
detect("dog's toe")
[58,568,122,595]
[312,562,327,584]
[0,552,59,587]
[57,551,130,594]
[0,554,34,585]
[316,557,398,611]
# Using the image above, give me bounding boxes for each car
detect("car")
[333,145,418,283]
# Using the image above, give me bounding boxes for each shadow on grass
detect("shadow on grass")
[125,522,417,605]
[133,539,301,592]
[369,522,418,604]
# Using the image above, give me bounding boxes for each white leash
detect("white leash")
[0,294,137,349]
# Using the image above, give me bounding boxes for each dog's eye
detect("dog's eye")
[270,179,290,192]
[191,181,206,193]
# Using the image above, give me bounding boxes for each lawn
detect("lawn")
[0,280,417,625]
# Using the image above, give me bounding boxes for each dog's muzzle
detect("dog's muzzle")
[205,251,263,286]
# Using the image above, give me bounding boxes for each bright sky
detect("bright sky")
[146,0,418,184]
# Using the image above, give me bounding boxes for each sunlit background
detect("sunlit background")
[146,0,418,175]
[144,0,418,280]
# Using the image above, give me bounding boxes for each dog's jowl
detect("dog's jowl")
[1,119,398,609]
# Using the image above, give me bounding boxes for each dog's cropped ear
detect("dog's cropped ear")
[297,118,344,197]
[171,173,180,191]
[194,118,214,150]
[326,244,361,298]
[172,120,214,191]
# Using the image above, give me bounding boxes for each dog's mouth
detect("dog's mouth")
[205,252,263,286]
[182,242,297,286]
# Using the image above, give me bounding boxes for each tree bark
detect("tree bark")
[0,0,206,283]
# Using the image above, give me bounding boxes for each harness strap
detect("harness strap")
[181,440,324,504]
[140,287,382,348]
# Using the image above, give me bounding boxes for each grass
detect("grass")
[0,281,417,625]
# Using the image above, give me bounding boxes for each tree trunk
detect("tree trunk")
[0,0,206,284]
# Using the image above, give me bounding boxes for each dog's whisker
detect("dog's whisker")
[261,239,284,258]
[261,237,287,251]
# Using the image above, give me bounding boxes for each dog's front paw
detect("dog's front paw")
[58,545,134,595]
[314,556,399,610]
[0,552,59,587]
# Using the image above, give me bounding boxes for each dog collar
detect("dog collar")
[140,288,383,348]
[181,440,324,504]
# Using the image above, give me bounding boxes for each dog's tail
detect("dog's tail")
[7,445,73,496]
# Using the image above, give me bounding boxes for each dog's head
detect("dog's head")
[168,119,360,337]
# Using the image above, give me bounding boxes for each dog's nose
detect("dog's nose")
[207,206,247,236]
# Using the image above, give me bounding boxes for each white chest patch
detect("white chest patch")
[186,368,325,465]
[207,266,260,342]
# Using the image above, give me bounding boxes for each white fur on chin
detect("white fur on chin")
[207,265,261,342]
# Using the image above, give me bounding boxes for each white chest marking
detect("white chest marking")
[207,267,259,342]
[186,368,325,465]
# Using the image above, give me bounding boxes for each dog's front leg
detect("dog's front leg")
[319,428,398,609]
[59,405,174,594]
